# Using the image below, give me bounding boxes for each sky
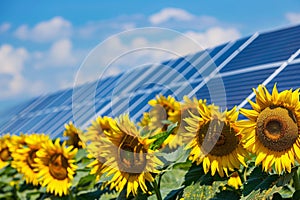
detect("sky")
[0,0,300,112]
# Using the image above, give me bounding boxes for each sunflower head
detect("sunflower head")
[0,134,13,169]
[63,122,84,149]
[148,94,181,130]
[99,115,162,197]
[137,112,151,128]
[81,116,116,181]
[7,133,27,153]
[81,116,116,162]
[87,159,105,181]
[238,84,300,173]
[35,139,77,196]
[185,104,247,177]
[11,133,50,185]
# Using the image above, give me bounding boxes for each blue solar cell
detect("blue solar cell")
[39,110,72,135]
[171,52,205,80]
[265,62,300,92]
[238,61,300,118]
[130,95,155,120]
[3,117,29,134]
[189,66,278,109]
[221,25,300,72]
[209,43,228,57]
[27,91,67,113]
[95,74,122,98]
[215,36,251,67]
[113,66,154,94]
[0,98,36,129]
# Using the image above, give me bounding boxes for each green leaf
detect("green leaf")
[293,190,300,200]
[183,163,204,186]
[164,186,184,200]
[243,165,297,197]
[183,163,225,187]
[116,186,148,200]
[242,185,282,200]
[77,174,96,190]
[211,190,240,200]
[242,166,279,196]
[159,168,185,198]
[75,148,88,162]
[183,181,225,200]
[72,170,91,188]
[76,187,114,200]
[162,146,189,163]
[149,122,178,151]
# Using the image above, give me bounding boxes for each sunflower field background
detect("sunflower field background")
[1,84,300,200]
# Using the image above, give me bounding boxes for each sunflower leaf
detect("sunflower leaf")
[164,186,184,200]
[182,181,226,199]
[241,185,282,200]
[149,122,178,150]
[242,166,279,196]
[183,163,226,187]
[75,148,88,162]
[210,190,240,200]
[76,187,114,200]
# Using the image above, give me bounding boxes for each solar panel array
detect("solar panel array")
[1,25,300,138]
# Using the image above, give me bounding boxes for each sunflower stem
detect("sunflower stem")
[153,179,163,200]
[293,169,300,191]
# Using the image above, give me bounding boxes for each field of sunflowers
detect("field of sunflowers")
[1,84,300,200]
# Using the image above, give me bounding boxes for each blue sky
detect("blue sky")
[0,0,300,112]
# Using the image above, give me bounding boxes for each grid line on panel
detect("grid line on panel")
[221,25,300,72]
[130,39,245,121]
[238,48,300,109]
[187,33,259,99]
[130,42,234,121]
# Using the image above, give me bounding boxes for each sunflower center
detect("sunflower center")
[27,149,38,169]
[0,147,10,161]
[198,119,238,156]
[256,107,298,152]
[69,133,81,148]
[117,136,147,174]
[49,154,69,180]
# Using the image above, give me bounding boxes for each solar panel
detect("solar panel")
[0,25,300,138]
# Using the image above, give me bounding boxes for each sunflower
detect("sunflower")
[87,159,106,181]
[141,95,182,149]
[237,84,300,173]
[157,96,203,149]
[11,134,50,185]
[148,94,181,130]
[227,172,242,189]
[63,122,84,149]
[98,115,163,197]
[35,139,77,196]
[82,116,116,180]
[0,134,12,169]
[137,112,151,128]
[7,133,27,153]
[185,104,248,177]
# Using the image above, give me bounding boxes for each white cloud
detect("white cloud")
[33,39,78,68]
[149,8,194,25]
[0,23,11,33]
[14,16,72,42]
[185,27,241,49]
[74,26,241,85]
[0,44,29,97]
[286,12,300,24]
